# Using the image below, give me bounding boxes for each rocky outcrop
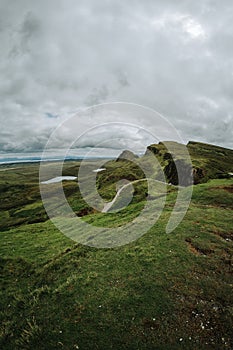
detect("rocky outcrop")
[164,159,193,186]
[116,150,139,162]
[144,140,233,186]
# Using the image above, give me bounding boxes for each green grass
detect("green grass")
[0,158,232,349]
[145,141,233,184]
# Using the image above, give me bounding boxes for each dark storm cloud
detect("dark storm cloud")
[0,0,232,152]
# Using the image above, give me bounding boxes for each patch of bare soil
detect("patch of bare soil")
[210,185,233,193]
[213,230,233,241]
[185,238,213,256]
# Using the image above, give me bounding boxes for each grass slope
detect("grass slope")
[0,142,232,349]
[0,175,232,349]
[145,141,233,184]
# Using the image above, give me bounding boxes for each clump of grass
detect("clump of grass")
[16,317,42,349]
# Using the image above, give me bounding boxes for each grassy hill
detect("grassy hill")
[0,141,232,349]
[143,141,233,185]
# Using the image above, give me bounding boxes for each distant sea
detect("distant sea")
[0,148,144,165]
[0,152,118,165]
[0,155,84,165]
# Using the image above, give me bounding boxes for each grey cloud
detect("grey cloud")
[0,0,233,153]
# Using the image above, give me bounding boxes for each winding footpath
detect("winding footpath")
[102,178,173,213]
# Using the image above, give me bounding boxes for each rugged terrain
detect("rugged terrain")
[0,141,232,349]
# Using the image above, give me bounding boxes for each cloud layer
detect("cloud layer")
[0,0,233,152]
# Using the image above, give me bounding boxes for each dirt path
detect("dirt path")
[102,178,171,213]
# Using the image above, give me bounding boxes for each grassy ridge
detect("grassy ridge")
[144,141,233,184]
[0,142,233,349]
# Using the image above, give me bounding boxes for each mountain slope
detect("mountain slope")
[143,141,233,185]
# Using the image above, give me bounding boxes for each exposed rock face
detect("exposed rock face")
[192,167,205,184]
[145,145,160,155]
[164,159,193,186]
[163,152,172,161]
[116,150,139,162]
[114,141,233,187]
[144,140,233,186]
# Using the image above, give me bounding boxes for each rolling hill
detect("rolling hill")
[0,141,232,349]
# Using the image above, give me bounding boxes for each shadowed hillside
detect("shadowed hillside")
[143,141,233,185]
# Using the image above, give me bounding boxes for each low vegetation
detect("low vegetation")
[0,141,232,349]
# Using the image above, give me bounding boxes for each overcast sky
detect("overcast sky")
[0,0,233,153]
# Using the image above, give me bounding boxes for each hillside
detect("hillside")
[0,141,232,349]
[143,141,233,185]
[95,141,233,197]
